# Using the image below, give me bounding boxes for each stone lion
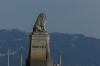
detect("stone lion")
[33,12,47,32]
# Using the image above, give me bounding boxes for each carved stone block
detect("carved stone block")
[26,32,53,66]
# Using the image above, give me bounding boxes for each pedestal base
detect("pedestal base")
[26,59,53,66]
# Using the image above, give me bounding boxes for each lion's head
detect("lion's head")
[38,12,46,21]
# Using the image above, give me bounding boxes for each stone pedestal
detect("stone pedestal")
[26,32,53,66]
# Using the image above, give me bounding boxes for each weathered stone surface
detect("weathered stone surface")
[26,32,53,66]
[33,12,47,32]
[26,12,53,66]
[26,59,53,66]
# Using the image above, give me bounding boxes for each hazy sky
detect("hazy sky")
[0,0,100,38]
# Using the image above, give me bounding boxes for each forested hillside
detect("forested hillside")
[0,29,100,66]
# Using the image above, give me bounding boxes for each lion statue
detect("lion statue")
[33,12,47,32]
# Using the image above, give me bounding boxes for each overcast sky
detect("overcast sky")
[0,0,100,38]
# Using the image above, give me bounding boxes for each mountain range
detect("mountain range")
[0,29,100,66]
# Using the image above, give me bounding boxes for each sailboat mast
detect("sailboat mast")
[60,54,61,66]
[8,48,9,66]
[20,47,22,66]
